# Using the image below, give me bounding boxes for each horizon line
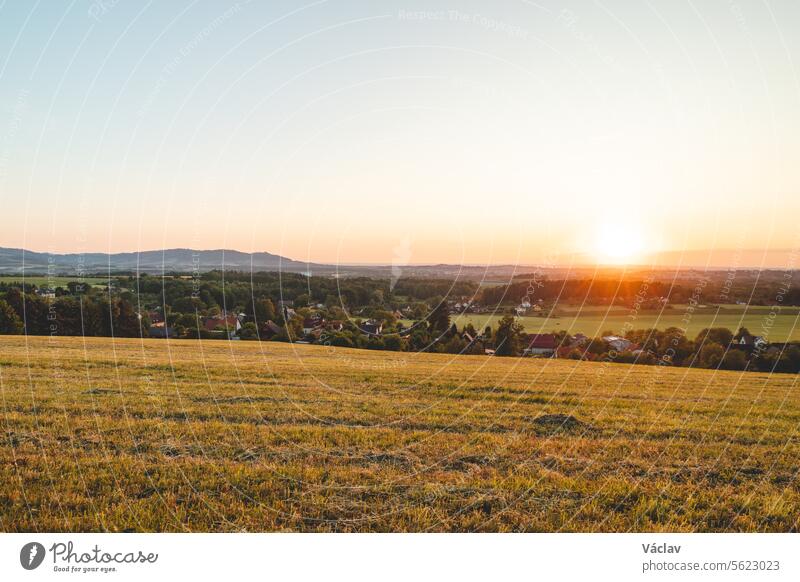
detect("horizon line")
[1,244,797,271]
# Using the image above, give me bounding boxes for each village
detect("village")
[142,294,787,372]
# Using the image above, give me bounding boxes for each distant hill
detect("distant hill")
[0,247,320,274]
[0,246,530,278]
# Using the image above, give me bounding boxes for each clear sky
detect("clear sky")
[1,0,798,267]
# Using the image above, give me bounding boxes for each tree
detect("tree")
[0,299,23,334]
[172,296,204,313]
[721,349,748,371]
[696,328,734,348]
[246,297,275,323]
[427,301,450,333]
[444,335,466,354]
[114,299,144,337]
[699,342,725,369]
[782,346,800,373]
[239,322,259,340]
[383,334,405,351]
[494,316,523,356]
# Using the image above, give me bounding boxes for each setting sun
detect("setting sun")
[593,221,647,265]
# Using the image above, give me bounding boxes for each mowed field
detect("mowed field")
[447,304,800,342]
[1,335,798,532]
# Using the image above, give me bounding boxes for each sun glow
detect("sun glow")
[592,220,648,265]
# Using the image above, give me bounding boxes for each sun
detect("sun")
[592,221,647,265]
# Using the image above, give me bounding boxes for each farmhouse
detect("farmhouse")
[523,334,557,357]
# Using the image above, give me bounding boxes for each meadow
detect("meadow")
[1,335,798,532]
[447,304,800,342]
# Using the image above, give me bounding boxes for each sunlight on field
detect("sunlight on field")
[445,304,800,343]
[1,336,798,532]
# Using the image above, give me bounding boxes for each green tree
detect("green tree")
[114,299,144,337]
[247,297,276,323]
[782,346,800,373]
[494,316,523,357]
[427,301,450,333]
[696,328,734,347]
[239,322,259,340]
[0,299,23,334]
[444,335,466,354]
[721,349,748,370]
[383,334,405,351]
[699,342,725,369]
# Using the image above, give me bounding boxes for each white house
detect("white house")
[602,335,634,352]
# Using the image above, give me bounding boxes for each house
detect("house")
[147,310,165,325]
[569,333,589,347]
[523,334,557,357]
[737,333,767,349]
[36,288,56,300]
[148,322,176,339]
[359,320,383,336]
[202,314,242,336]
[302,317,324,336]
[461,331,486,353]
[602,335,634,352]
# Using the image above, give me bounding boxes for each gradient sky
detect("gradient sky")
[1,0,799,267]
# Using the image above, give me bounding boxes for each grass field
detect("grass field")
[1,335,798,532]
[444,304,800,342]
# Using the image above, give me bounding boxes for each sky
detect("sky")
[1,0,799,268]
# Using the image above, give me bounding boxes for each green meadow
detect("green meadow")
[445,304,800,342]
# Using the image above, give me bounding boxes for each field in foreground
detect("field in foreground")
[1,335,798,532]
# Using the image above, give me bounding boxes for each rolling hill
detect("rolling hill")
[0,247,317,274]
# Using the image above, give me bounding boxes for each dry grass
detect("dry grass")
[1,335,798,532]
